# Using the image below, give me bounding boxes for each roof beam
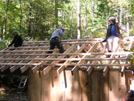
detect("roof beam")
[87,66,94,75]
[103,67,109,76]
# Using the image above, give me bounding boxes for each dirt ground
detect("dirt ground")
[0,87,27,101]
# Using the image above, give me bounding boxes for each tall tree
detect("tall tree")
[0,0,133,41]
[1,0,10,39]
[55,0,58,28]
[77,0,81,39]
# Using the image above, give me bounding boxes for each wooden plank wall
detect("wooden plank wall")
[28,69,134,101]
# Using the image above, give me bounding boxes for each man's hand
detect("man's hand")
[4,47,9,50]
[102,39,106,42]
[62,29,64,32]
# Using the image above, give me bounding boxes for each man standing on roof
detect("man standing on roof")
[8,30,23,47]
[49,26,65,53]
[102,16,129,52]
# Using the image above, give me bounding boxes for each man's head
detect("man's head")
[12,30,18,36]
[58,26,64,32]
[108,16,116,24]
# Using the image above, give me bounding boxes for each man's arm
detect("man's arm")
[59,29,65,36]
[119,24,129,33]
[8,39,15,47]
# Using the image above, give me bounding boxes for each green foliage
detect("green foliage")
[0,75,27,100]
[127,49,134,59]
[0,0,133,41]
[0,40,6,50]
[129,0,134,14]
[129,28,134,36]
[93,29,105,38]
[0,75,20,88]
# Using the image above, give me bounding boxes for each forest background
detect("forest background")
[0,0,134,100]
[0,0,134,49]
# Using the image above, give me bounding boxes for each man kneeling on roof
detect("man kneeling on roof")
[8,30,23,48]
[48,26,65,53]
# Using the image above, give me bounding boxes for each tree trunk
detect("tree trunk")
[28,3,32,37]
[119,5,123,25]
[77,0,81,39]
[90,0,95,36]
[55,0,58,28]
[19,0,22,33]
[126,17,130,37]
[1,0,9,39]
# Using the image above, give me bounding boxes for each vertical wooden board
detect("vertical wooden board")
[34,71,42,101]
[40,70,51,101]
[28,70,34,101]
[118,72,127,99]
[79,71,89,101]
[87,72,91,101]
[49,69,58,101]
[28,70,41,101]
[100,71,109,101]
[49,69,65,101]
[72,70,81,101]
[125,71,133,91]
[90,70,101,101]
[64,70,81,101]
[109,71,119,101]
[125,72,131,91]
[63,70,73,101]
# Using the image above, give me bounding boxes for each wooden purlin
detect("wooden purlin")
[71,42,100,75]
[0,42,44,73]
[0,38,133,74]
[43,43,78,75]
[86,42,106,75]
[57,42,87,75]
[88,42,106,67]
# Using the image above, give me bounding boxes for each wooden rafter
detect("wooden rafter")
[0,37,134,75]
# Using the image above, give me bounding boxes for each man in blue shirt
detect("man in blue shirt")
[49,26,65,53]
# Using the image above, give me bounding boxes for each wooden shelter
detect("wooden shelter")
[0,37,134,101]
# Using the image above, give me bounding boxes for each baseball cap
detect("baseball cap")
[108,16,116,21]
[58,26,64,29]
[12,30,18,34]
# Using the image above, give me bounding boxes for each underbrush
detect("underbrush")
[0,75,28,100]
[0,87,27,100]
